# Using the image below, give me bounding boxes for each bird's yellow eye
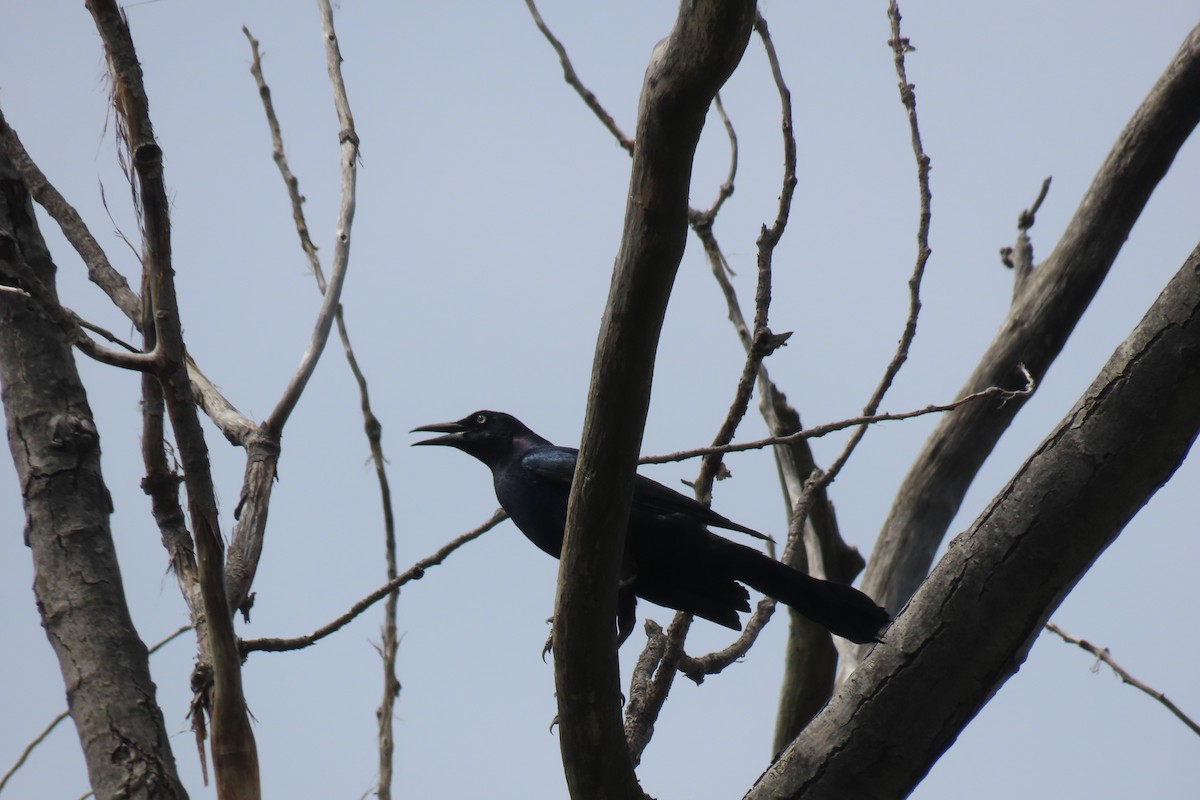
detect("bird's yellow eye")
[476,413,487,425]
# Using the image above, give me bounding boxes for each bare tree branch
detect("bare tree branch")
[84,2,260,796]
[524,0,635,154]
[242,27,324,282]
[555,2,757,797]
[640,370,1034,464]
[225,0,363,619]
[1044,622,1200,737]
[860,18,1200,628]
[623,15,814,754]
[0,142,189,798]
[748,241,1200,799]
[242,25,400,793]
[692,13,798,505]
[241,511,505,654]
[0,107,141,321]
[790,0,934,565]
[1000,176,1052,299]
[0,103,255,446]
[265,0,359,434]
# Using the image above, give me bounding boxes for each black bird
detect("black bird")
[413,411,889,645]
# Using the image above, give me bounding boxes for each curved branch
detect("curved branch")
[265,0,359,434]
[226,0,363,615]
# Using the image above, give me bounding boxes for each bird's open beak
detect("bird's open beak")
[410,420,466,448]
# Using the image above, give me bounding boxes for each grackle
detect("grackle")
[413,410,889,645]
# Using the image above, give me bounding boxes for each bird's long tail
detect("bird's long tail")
[725,541,890,643]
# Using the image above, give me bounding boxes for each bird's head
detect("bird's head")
[411,410,541,468]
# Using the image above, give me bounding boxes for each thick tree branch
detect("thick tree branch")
[554,2,757,797]
[861,19,1200,621]
[0,147,188,800]
[747,242,1200,799]
[84,2,260,796]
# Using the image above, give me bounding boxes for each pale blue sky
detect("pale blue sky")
[1,2,1197,798]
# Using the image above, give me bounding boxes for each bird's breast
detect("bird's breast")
[494,467,569,559]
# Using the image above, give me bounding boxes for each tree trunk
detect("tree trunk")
[0,151,188,799]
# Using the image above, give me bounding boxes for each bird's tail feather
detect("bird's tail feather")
[725,541,890,644]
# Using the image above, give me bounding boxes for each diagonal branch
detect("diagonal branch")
[0,107,141,321]
[860,18,1200,624]
[1044,622,1200,737]
[524,0,635,154]
[241,511,504,654]
[749,240,1200,799]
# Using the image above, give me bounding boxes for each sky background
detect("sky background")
[2,1,1198,798]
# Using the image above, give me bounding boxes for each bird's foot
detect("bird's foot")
[542,616,554,662]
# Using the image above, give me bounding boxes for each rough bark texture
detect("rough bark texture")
[747,243,1200,799]
[860,21,1200,617]
[553,1,757,798]
[0,154,188,799]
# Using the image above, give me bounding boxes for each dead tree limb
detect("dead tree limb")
[749,241,1200,799]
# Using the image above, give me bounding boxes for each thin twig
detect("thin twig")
[692,12,797,504]
[243,27,324,282]
[241,511,506,654]
[1045,622,1200,737]
[690,93,738,226]
[641,367,1034,465]
[265,0,360,433]
[1001,176,1053,300]
[679,598,777,683]
[825,0,931,467]
[786,0,934,568]
[243,24,400,794]
[523,0,634,154]
[0,712,69,796]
